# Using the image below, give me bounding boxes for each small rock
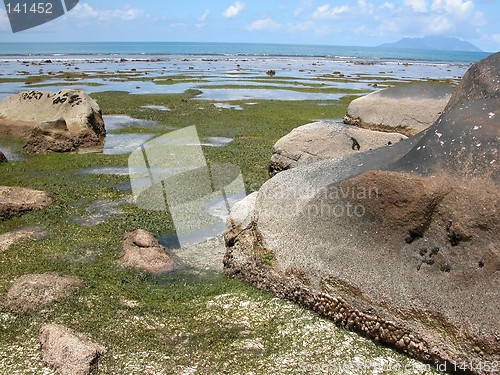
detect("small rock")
[122,229,182,275]
[0,186,52,220]
[0,151,7,163]
[40,324,106,375]
[0,226,47,252]
[2,273,83,312]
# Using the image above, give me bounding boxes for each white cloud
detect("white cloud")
[246,18,282,31]
[381,2,397,11]
[287,21,315,33]
[431,0,474,17]
[312,4,350,19]
[70,3,149,22]
[357,0,376,14]
[491,34,500,43]
[404,0,428,12]
[223,1,245,18]
[198,9,210,22]
[425,14,453,32]
[0,9,10,31]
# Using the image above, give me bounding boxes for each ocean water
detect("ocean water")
[0,42,492,101]
[0,42,491,63]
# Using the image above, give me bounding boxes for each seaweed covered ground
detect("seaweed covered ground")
[0,83,443,373]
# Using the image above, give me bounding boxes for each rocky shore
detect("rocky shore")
[1,51,495,374]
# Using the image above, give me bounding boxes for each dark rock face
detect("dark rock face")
[446,52,500,109]
[392,97,498,179]
[0,151,7,163]
[23,118,76,153]
[40,324,105,375]
[224,53,499,373]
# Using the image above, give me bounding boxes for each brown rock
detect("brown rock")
[0,226,47,252]
[23,118,76,153]
[0,186,52,220]
[2,273,83,312]
[0,89,106,153]
[122,229,182,274]
[40,324,105,375]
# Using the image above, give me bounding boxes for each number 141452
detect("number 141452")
[6,2,53,14]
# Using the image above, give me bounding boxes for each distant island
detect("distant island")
[379,36,482,52]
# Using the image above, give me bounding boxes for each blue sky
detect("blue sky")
[0,0,499,51]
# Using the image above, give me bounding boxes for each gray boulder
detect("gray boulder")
[122,229,182,275]
[0,186,52,220]
[344,82,453,135]
[40,324,106,375]
[0,89,105,153]
[224,54,499,373]
[269,121,406,176]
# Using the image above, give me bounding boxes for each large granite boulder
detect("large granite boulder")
[344,82,453,135]
[0,186,52,220]
[269,121,406,176]
[40,324,106,375]
[0,90,105,153]
[224,54,499,373]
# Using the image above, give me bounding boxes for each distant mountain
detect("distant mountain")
[379,36,482,52]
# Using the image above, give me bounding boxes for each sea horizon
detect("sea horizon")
[0,41,492,64]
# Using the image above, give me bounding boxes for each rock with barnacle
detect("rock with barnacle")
[224,52,499,374]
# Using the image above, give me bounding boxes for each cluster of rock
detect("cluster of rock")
[224,52,499,374]
[0,272,105,374]
[0,225,181,374]
[0,89,105,153]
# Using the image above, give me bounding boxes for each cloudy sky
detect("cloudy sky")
[0,0,498,51]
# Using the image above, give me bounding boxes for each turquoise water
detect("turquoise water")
[0,42,491,63]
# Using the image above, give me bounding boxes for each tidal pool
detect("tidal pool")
[195,88,344,101]
[141,105,171,111]
[103,133,156,155]
[204,137,234,147]
[212,103,243,110]
[103,115,161,131]
[0,146,23,161]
